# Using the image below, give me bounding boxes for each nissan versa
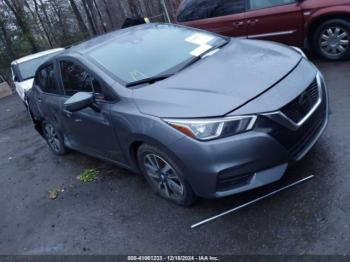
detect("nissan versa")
[27,23,329,206]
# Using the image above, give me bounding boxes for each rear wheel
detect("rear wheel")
[137,144,197,206]
[313,19,350,61]
[42,121,68,155]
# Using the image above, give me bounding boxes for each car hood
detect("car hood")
[133,39,302,118]
[18,78,34,91]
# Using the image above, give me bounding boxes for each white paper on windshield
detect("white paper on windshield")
[190,44,213,57]
[185,33,214,46]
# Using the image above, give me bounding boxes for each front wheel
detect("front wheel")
[137,144,197,206]
[42,121,68,155]
[313,19,350,61]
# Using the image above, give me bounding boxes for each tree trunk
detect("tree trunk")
[93,0,107,33]
[51,0,69,44]
[81,0,98,35]
[0,22,15,59]
[24,0,50,48]
[32,0,53,47]
[101,0,115,29]
[69,0,90,38]
[3,0,39,52]
[38,0,58,45]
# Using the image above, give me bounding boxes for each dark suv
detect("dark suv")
[176,0,350,60]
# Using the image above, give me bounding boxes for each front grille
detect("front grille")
[257,98,327,159]
[281,78,319,123]
[288,115,325,157]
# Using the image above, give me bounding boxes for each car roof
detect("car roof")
[11,48,65,65]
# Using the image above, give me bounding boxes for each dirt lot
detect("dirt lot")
[0,59,349,255]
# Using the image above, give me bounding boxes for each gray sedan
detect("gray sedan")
[27,23,329,206]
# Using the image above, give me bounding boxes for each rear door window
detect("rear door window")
[35,64,60,94]
[177,0,219,22]
[177,0,246,22]
[249,0,295,10]
[211,0,246,17]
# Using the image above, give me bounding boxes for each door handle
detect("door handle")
[233,21,244,28]
[247,19,259,26]
[37,98,42,103]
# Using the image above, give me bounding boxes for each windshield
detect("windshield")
[88,24,227,85]
[17,51,62,81]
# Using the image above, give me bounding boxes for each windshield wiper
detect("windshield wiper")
[126,74,174,87]
[175,39,230,73]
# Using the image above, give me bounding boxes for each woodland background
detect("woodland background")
[0,0,182,82]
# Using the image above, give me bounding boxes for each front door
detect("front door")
[245,0,303,46]
[58,59,122,161]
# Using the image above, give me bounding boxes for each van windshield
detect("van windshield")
[88,24,227,85]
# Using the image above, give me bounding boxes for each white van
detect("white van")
[11,48,64,102]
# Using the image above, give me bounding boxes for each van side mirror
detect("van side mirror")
[13,76,19,82]
[64,92,94,112]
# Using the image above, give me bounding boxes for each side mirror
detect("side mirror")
[13,76,19,82]
[64,92,94,112]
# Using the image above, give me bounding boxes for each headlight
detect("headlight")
[164,115,257,141]
[291,46,307,59]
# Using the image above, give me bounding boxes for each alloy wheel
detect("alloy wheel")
[43,123,61,153]
[143,153,184,200]
[319,26,349,56]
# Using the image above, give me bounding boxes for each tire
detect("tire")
[137,144,197,206]
[313,19,350,61]
[42,121,68,155]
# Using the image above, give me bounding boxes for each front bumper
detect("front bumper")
[171,75,329,199]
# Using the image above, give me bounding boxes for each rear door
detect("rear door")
[245,0,303,46]
[177,0,248,38]
[33,63,64,127]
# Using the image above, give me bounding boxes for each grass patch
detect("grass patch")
[48,188,61,200]
[77,168,100,183]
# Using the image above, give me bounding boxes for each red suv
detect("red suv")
[176,0,350,60]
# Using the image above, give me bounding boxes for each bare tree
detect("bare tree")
[93,0,107,33]
[81,0,97,35]
[0,0,185,72]
[3,0,39,52]
[69,0,90,37]
[101,0,115,29]
[0,18,15,59]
